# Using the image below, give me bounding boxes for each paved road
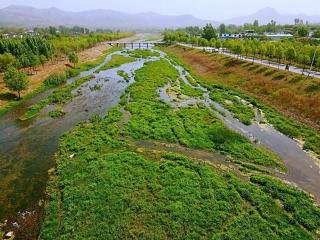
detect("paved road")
[178,43,320,79]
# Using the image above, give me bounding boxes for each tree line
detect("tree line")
[1,32,131,99]
[163,28,320,71]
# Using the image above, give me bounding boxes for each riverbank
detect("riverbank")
[0,35,136,115]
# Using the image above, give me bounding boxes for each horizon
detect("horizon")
[0,0,319,21]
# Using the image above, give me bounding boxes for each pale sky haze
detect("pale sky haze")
[0,0,319,20]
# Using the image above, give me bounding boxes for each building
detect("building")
[219,30,258,39]
[219,33,244,39]
[240,30,258,37]
[264,33,294,40]
[25,30,39,36]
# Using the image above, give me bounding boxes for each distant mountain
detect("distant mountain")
[224,8,320,25]
[0,5,219,30]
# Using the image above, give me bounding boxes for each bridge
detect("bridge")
[106,41,165,49]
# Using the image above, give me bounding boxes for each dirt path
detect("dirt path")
[0,36,136,109]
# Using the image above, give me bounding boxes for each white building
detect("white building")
[264,33,293,40]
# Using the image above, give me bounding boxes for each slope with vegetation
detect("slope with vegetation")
[40,50,320,240]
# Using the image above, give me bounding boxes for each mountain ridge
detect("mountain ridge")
[0,5,320,29]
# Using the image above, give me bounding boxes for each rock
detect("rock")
[4,231,14,239]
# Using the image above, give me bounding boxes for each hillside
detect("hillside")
[0,5,218,30]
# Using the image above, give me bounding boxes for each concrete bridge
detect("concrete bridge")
[106,41,165,49]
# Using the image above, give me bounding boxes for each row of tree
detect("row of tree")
[1,32,131,99]
[163,30,320,71]
[0,37,54,72]
[220,39,320,71]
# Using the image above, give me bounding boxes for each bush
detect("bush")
[44,73,67,87]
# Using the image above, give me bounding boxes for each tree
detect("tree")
[69,52,79,68]
[219,24,226,34]
[285,47,297,67]
[233,43,244,58]
[0,53,16,71]
[297,25,308,37]
[258,45,266,63]
[266,43,275,64]
[215,40,222,49]
[4,66,29,99]
[250,40,259,63]
[40,55,47,67]
[253,20,259,27]
[298,54,310,73]
[202,24,217,41]
[275,46,284,69]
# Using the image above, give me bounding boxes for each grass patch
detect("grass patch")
[117,70,130,81]
[127,49,160,59]
[43,73,67,87]
[95,54,136,73]
[209,87,255,125]
[48,109,65,118]
[89,84,102,92]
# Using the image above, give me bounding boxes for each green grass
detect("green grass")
[127,49,160,59]
[179,79,203,98]
[41,53,320,239]
[48,109,65,118]
[41,106,318,240]
[20,75,94,120]
[209,87,256,125]
[95,54,136,73]
[124,59,283,170]
[117,70,130,81]
[43,73,67,87]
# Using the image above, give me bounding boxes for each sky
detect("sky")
[0,0,319,20]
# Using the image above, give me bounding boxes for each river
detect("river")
[1,42,320,222]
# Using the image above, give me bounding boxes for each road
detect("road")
[177,43,320,79]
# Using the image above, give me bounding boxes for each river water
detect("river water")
[0,45,158,220]
[1,44,320,221]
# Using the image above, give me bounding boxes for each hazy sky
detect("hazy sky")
[0,0,319,20]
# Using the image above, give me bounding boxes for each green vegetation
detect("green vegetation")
[95,54,135,73]
[48,109,65,118]
[20,75,93,120]
[89,84,102,92]
[178,79,203,97]
[68,52,79,68]
[0,37,53,70]
[43,73,67,87]
[127,49,160,59]
[117,70,130,81]
[161,46,320,158]
[209,87,255,125]
[124,59,282,170]
[4,66,29,99]
[65,47,121,77]
[41,50,320,239]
